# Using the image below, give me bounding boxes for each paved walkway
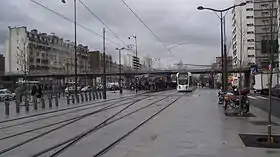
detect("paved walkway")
[102,89,280,157]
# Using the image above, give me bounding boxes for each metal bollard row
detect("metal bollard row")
[3,89,105,116]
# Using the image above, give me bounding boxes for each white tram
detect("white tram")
[176,72,193,92]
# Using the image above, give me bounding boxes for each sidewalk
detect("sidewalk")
[102,89,280,157]
[0,90,140,121]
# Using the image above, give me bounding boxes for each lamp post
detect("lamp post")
[61,0,78,96]
[197,2,246,91]
[116,47,125,94]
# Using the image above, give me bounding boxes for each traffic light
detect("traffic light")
[132,56,141,69]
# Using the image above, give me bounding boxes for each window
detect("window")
[247,39,254,42]
[262,27,269,31]
[262,19,270,23]
[247,31,254,34]
[36,58,40,63]
[246,8,253,11]
[246,16,254,19]
[248,55,255,57]
[261,4,269,7]
[247,23,254,27]
[248,47,255,50]
[262,11,269,16]
[246,0,253,3]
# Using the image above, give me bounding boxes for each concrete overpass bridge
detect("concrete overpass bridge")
[1,67,251,79]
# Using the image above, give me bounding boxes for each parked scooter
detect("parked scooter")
[224,88,250,115]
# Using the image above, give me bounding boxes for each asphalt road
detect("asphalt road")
[248,94,280,119]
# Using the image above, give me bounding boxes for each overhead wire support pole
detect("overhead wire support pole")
[268,0,274,144]
[74,0,78,97]
[103,28,107,99]
[220,12,225,91]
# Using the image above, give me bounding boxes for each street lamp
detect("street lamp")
[197,2,246,91]
[61,0,78,96]
[116,47,125,94]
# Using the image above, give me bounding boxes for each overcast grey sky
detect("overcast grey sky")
[0,0,234,67]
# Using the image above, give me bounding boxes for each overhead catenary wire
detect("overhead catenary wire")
[78,0,128,46]
[30,0,122,47]
[119,0,176,58]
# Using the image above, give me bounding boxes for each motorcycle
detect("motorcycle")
[217,90,225,104]
[224,89,250,115]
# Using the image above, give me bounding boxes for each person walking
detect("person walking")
[31,85,37,104]
[37,85,43,103]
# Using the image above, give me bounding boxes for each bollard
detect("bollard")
[76,94,80,103]
[25,97,29,112]
[33,97,38,111]
[94,91,98,99]
[66,94,70,105]
[41,97,45,109]
[80,92,84,102]
[85,91,88,102]
[16,100,20,114]
[88,90,92,101]
[5,100,10,116]
[99,91,103,99]
[55,92,59,107]
[92,90,95,100]
[48,97,52,108]
[71,94,75,104]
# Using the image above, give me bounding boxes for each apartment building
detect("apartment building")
[215,56,233,69]
[88,51,118,73]
[4,26,90,75]
[232,0,279,69]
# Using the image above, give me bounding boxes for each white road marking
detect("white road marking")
[248,96,258,100]
[256,96,269,100]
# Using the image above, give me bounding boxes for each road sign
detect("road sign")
[251,65,259,75]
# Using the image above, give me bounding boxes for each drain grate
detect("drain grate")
[250,121,280,126]
[225,112,256,117]
[239,134,280,149]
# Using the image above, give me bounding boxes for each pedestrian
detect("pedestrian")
[31,85,37,103]
[37,85,43,102]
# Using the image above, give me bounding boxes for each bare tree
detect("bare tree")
[16,37,29,109]
[16,38,29,75]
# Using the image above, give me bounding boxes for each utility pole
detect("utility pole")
[223,15,228,91]
[239,9,243,114]
[220,12,225,90]
[103,28,107,99]
[268,0,274,144]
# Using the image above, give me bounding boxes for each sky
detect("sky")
[0,0,234,68]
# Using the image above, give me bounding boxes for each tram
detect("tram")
[176,72,193,92]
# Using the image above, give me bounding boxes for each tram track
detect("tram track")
[0,91,180,156]
[30,92,186,157]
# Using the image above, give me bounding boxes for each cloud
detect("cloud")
[0,0,234,66]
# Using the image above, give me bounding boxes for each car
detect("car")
[0,89,16,101]
[272,84,280,97]
[65,86,81,94]
[80,86,92,92]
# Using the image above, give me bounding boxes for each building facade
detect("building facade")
[89,51,118,73]
[4,26,90,75]
[141,56,153,70]
[0,54,4,75]
[215,56,233,69]
[232,0,279,69]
